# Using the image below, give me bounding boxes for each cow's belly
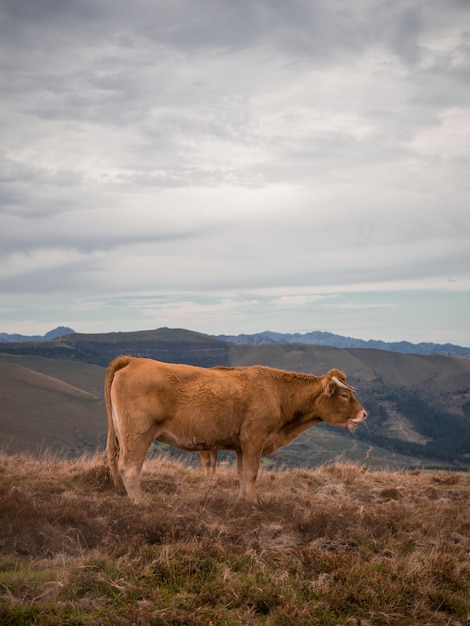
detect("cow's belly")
[154,402,243,451]
[156,431,240,452]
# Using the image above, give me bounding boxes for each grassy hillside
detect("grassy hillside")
[229,341,470,395]
[0,353,105,395]
[1,328,469,468]
[0,361,106,456]
[0,453,468,625]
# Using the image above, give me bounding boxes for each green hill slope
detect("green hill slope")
[0,361,106,456]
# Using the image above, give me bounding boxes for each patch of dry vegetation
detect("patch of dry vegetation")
[0,452,469,625]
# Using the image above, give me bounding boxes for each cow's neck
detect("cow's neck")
[281,414,322,437]
[279,372,324,425]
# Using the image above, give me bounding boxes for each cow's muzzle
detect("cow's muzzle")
[348,409,367,431]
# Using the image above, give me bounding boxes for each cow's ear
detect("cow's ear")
[322,373,337,397]
[322,369,347,397]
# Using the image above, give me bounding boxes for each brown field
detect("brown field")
[0,452,469,625]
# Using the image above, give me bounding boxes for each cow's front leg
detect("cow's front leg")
[236,450,245,497]
[239,443,262,503]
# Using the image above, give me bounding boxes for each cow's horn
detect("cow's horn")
[331,376,356,392]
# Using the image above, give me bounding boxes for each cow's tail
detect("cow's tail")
[105,356,132,488]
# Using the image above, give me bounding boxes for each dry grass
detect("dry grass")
[0,452,469,625]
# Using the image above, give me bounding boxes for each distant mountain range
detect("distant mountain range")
[215,330,470,357]
[1,325,469,358]
[0,326,75,343]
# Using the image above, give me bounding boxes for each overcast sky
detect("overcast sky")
[1,0,469,346]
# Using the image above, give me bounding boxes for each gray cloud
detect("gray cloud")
[0,0,469,343]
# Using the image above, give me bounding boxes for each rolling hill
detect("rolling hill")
[0,360,106,456]
[1,327,469,469]
[0,327,230,368]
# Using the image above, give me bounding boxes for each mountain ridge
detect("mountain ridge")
[0,326,75,343]
[1,325,469,357]
[215,330,470,357]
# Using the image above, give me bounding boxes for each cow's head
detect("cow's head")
[317,369,367,431]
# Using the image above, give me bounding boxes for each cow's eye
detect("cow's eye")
[340,392,349,399]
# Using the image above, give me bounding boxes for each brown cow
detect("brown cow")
[105,356,367,504]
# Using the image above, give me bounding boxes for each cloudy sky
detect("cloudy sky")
[1,0,469,346]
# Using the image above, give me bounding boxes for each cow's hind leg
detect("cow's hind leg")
[119,431,155,504]
[236,451,245,497]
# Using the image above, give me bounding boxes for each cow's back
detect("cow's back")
[110,359,280,450]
